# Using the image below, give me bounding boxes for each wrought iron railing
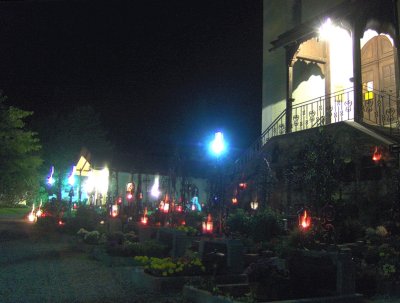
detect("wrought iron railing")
[233,87,399,174]
[362,88,398,133]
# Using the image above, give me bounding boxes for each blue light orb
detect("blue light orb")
[210,132,226,157]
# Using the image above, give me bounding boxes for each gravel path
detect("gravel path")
[0,215,184,303]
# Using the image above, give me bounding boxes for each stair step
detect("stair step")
[216,283,250,297]
[214,274,248,284]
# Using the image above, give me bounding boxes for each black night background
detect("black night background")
[0,0,262,161]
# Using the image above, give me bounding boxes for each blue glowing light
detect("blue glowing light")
[191,196,202,211]
[47,166,55,185]
[210,132,226,157]
[68,166,76,186]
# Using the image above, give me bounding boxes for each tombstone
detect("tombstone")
[226,239,244,273]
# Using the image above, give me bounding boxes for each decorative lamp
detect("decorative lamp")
[232,197,238,204]
[111,205,119,217]
[250,200,259,210]
[239,182,247,190]
[202,214,213,234]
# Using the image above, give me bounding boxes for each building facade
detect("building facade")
[229,0,400,223]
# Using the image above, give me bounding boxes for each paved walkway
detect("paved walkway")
[0,214,183,303]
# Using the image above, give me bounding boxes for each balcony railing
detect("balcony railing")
[233,87,399,174]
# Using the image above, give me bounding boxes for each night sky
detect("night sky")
[0,0,262,161]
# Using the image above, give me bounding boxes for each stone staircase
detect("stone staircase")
[214,274,250,298]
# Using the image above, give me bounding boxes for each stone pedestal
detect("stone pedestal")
[336,248,355,295]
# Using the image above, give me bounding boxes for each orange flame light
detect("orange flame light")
[299,210,311,229]
[372,146,382,162]
[232,197,238,204]
[111,205,119,217]
[141,207,148,224]
[28,205,37,223]
[202,214,213,234]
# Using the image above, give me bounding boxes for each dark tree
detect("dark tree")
[0,94,43,205]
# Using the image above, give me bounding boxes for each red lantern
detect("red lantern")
[239,182,247,190]
[232,197,238,204]
[372,146,382,162]
[162,202,170,213]
[202,214,213,234]
[175,205,183,212]
[298,209,311,230]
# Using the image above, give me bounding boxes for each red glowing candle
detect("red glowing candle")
[299,210,311,230]
[202,214,213,234]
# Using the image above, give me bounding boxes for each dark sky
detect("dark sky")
[0,0,262,160]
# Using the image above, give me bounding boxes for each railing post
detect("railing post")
[286,98,293,133]
[352,22,363,123]
[286,46,296,134]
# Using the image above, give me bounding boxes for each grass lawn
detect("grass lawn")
[0,207,29,216]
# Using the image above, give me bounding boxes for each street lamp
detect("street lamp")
[209,131,226,157]
[209,131,227,234]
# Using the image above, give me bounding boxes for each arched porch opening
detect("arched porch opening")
[361,30,399,127]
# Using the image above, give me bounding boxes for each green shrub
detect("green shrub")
[135,240,168,257]
[107,231,125,245]
[249,209,283,242]
[124,231,138,242]
[185,211,203,229]
[175,225,198,236]
[35,216,58,231]
[134,255,205,277]
[226,209,250,237]
[77,228,89,239]
[226,208,283,242]
[65,206,104,234]
[84,230,100,245]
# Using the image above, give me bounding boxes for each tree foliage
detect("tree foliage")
[0,95,43,205]
[299,128,340,211]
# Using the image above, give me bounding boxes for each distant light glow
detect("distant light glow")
[210,132,226,156]
[68,166,76,186]
[318,18,335,41]
[28,204,37,223]
[191,196,201,211]
[151,176,161,198]
[111,205,118,217]
[36,201,43,217]
[47,166,55,185]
